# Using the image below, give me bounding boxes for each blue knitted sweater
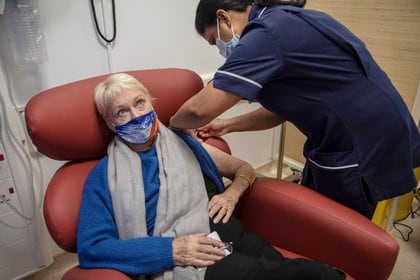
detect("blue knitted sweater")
[77,133,224,276]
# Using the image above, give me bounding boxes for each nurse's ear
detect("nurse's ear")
[216,9,232,28]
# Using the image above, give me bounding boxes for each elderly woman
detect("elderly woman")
[77,73,345,280]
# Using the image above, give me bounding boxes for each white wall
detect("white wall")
[0,0,278,262]
[0,0,226,108]
[0,0,278,163]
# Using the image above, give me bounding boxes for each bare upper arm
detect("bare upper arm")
[196,82,242,118]
[170,82,242,129]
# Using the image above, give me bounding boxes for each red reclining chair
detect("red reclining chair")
[25,68,399,280]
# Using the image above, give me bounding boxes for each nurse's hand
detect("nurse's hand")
[197,118,229,138]
[171,127,204,142]
[186,128,204,142]
[172,233,225,267]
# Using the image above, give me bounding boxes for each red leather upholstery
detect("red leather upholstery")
[62,266,131,280]
[25,68,398,280]
[25,68,205,160]
[44,161,97,253]
[236,177,399,280]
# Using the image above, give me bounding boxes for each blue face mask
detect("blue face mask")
[115,110,158,144]
[216,17,240,58]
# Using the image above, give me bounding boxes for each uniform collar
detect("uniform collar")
[249,4,304,21]
[249,4,267,20]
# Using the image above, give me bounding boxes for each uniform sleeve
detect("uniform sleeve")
[213,22,284,101]
[77,158,174,276]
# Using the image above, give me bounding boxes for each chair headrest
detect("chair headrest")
[25,68,203,160]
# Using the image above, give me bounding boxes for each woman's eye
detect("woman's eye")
[117,109,127,117]
[136,99,146,108]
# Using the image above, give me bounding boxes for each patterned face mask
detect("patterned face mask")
[115,110,158,144]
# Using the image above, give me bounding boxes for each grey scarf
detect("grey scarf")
[107,122,209,280]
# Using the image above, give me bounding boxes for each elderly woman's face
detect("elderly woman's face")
[107,89,153,126]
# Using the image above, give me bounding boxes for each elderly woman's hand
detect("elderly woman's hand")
[208,192,238,224]
[172,233,225,267]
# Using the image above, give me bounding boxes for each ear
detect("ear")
[104,117,116,132]
[216,9,232,27]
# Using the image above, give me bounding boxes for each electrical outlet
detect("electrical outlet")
[0,185,28,251]
[0,193,10,203]
[0,178,19,216]
[0,143,11,180]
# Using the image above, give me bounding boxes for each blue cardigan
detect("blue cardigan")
[77,133,224,276]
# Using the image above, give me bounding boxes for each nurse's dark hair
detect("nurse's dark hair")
[195,0,306,36]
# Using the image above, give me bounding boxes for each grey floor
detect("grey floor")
[22,162,420,280]
[388,204,420,280]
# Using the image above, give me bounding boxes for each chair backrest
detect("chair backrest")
[25,68,228,252]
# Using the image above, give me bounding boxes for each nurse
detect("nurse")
[170,0,420,218]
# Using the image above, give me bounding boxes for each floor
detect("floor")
[22,162,420,280]
[388,201,420,280]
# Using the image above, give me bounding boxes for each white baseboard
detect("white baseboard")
[254,156,304,172]
[283,156,305,171]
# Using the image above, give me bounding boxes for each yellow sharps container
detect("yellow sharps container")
[372,167,419,230]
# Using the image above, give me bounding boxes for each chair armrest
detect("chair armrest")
[235,177,399,280]
[62,266,131,280]
[44,161,98,252]
[204,136,232,154]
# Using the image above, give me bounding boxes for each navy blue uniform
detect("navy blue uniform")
[213,5,420,214]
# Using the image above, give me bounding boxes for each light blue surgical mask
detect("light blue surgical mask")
[115,110,158,144]
[216,17,240,58]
